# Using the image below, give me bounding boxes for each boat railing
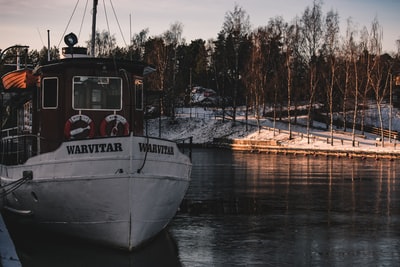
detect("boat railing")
[0,134,39,165]
[1,127,19,137]
[174,136,193,160]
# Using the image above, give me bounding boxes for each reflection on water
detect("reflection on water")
[5,216,181,267]
[171,148,400,266]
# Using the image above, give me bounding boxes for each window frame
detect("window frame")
[135,79,144,111]
[72,76,123,111]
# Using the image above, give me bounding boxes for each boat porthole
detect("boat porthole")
[31,192,38,202]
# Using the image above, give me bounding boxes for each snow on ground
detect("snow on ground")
[145,106,400,154]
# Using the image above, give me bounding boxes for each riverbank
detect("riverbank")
[212,137,400,159]
[146,110,400,159]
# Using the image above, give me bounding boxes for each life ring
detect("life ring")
[64,114,95,139]
[100,114,130,137]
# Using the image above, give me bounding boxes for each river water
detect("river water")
[5,148,400,266]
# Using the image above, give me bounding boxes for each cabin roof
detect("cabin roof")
[34,58,154,77]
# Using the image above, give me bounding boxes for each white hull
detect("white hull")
[0,135,191,250]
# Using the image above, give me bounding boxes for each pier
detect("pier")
[212,137,400,160]
[0,212,21,267]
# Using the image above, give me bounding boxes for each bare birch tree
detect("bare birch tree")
[368,18,387,146]
[323,10,340,145]
[222,4,251,123]
[163,22,184,120]
[300,0,323,143]
[244,28,267,132]
[342,18,361,146]
[284,21,300,139]
[358,27,372,135]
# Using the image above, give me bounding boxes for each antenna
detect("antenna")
[130,13,132,46]
[130,13,132,60]
[47,30,51,61]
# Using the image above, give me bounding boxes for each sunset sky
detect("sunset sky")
[0,0,399,53]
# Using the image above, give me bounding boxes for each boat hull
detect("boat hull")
[0,135,191,250]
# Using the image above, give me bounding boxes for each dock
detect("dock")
[212,137,400,160]
[0,213,21,267]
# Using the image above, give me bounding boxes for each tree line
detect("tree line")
[2,1,400,146]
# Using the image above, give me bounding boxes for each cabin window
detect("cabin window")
[72,76,122,110]
[135,80,143,111]
[42,77,58,109]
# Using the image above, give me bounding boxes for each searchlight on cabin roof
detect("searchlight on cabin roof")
[61,32,89,59]
[64,32,78,47]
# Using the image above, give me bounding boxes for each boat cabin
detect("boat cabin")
[1,49,152,165]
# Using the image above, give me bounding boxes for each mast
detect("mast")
[91,0,98,57]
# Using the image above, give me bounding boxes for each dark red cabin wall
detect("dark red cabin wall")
[61,69,143,137]
[37,74,65,153]
[35,61,146,154]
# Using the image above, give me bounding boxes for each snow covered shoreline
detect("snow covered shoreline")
[145,107,400,159]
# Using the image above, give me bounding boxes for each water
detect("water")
[171,148,400,266]
[5,148,400,266]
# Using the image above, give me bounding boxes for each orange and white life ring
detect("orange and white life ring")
[100,114,130,137]
[64,114,95,139]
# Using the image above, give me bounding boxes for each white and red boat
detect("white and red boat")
[0,3,191,251]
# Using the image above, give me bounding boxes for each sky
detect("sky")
[0,0,399,53]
